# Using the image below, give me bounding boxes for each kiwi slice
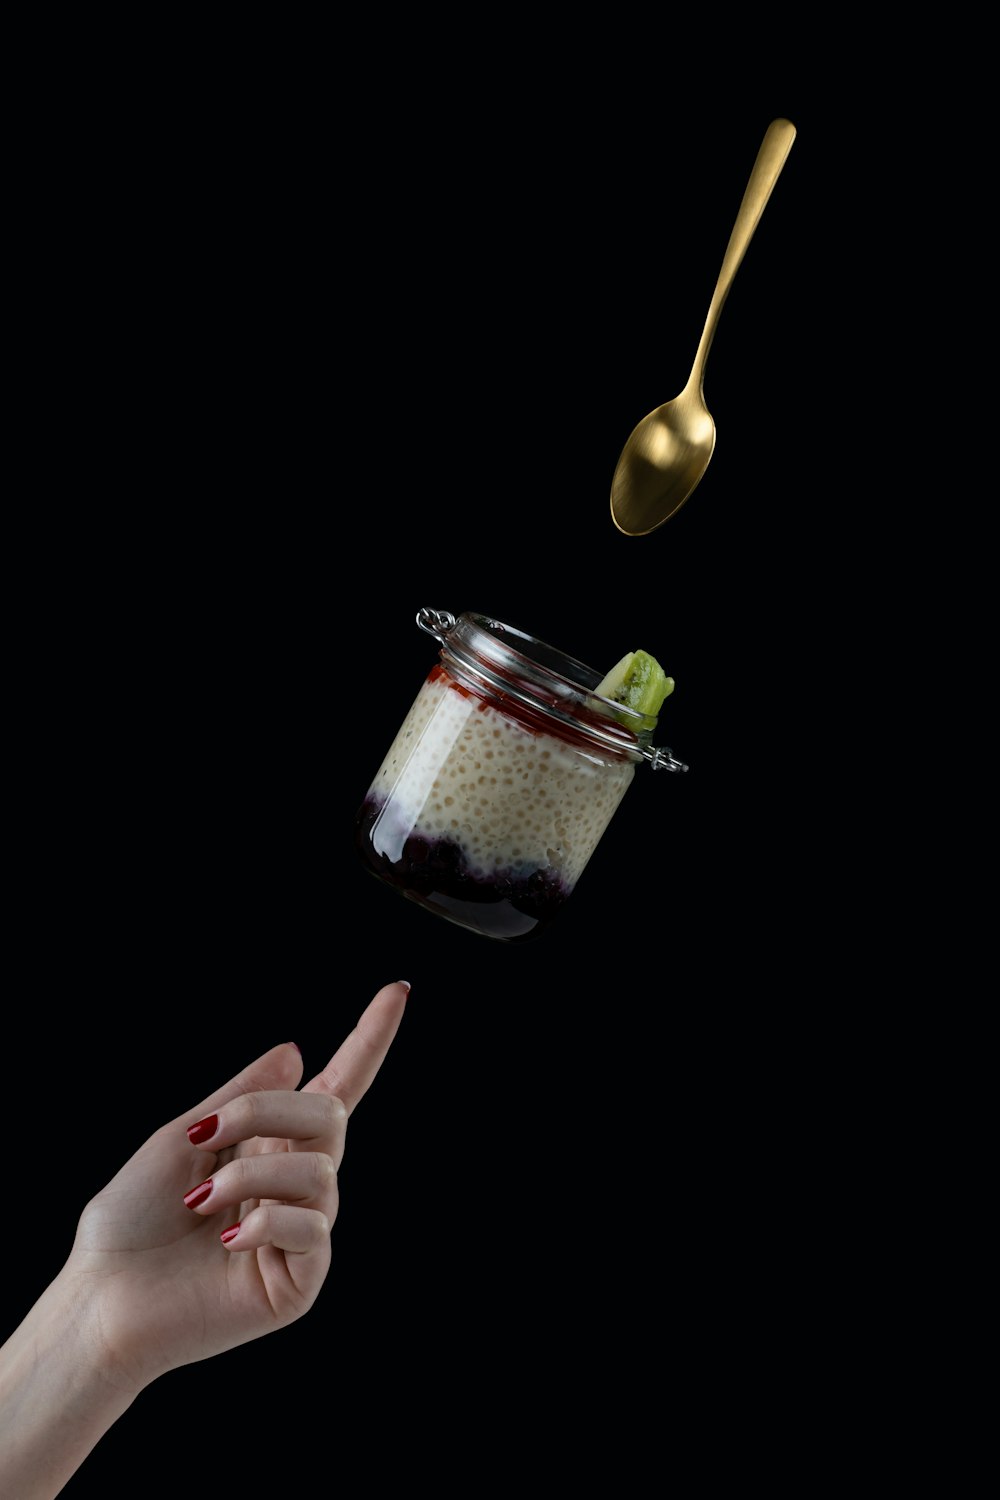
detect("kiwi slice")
[595,649,674,718]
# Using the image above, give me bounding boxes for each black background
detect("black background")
[6,43,875,1493]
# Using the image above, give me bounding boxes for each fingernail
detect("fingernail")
[183,1179,213,1210]
[220,1223,241,1244]
[186,1114,219,1145]
[398,981,411,993]
[289,1042,301,1055]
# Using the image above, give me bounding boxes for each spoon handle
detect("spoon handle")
[687,117,796,395]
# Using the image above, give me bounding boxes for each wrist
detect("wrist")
[36,1265,151,1397]
[1,1270,145,1499]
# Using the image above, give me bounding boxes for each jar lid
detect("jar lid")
[416,607,688,773]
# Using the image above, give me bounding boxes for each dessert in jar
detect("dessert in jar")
[354,608,687,942]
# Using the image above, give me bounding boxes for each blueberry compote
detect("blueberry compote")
[355,794,573,940]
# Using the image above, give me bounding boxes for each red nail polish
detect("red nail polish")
[220,1223,241,1244]
[187,1114,219,1145]
[183,1179,213,1210]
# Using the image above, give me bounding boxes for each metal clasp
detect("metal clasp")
[645,745,689,773]
[416,607,457,643]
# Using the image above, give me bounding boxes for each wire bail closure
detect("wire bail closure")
[416,606,457,643]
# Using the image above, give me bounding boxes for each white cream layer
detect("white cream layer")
[366,671,634,887]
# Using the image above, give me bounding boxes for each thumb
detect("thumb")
[178,1041,305,1130]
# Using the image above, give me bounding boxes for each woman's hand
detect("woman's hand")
[0,981,409,1499]
[70,979,409,1386]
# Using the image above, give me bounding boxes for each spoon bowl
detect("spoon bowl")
[610,118,796,537]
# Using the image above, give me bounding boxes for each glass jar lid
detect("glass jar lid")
[416,607,688,772]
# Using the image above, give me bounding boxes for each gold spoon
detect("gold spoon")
[610,117,797,537]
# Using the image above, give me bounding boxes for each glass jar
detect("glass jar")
[354,608,688,942]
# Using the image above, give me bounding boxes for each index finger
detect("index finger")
[303,981,410,1113]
